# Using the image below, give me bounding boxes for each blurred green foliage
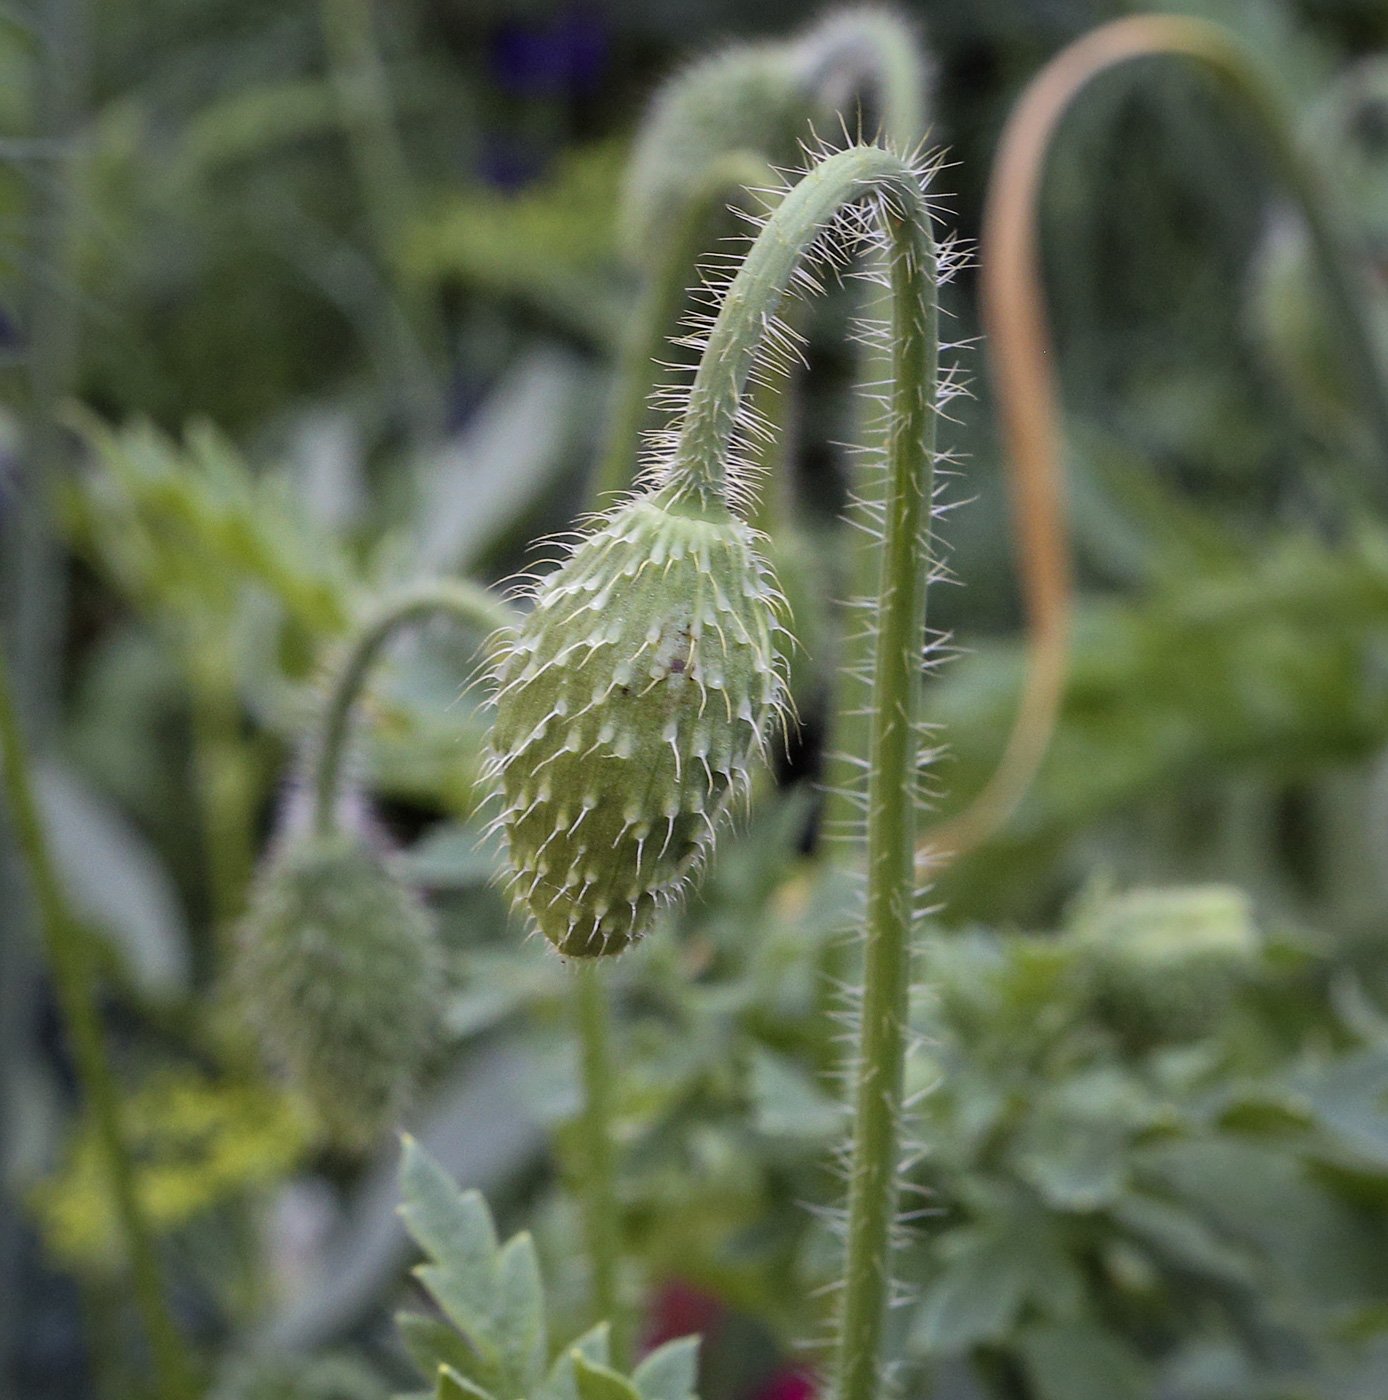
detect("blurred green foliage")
[5,0,1388,1399]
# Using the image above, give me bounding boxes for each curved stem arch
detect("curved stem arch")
[661,142,941,1400]
[313,578,515,835]
[670,144,938,506]
[921,13,1388,868]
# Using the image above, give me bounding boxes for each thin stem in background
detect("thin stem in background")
[311,579,513,836]
[1,0,88,1381]
[0,643,195,1400]
[575,960,625,1366]
[318,0,444,442]
[920,12,1388,870]
[186,637,259,930]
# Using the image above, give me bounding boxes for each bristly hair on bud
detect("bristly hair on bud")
[230,580,507,1147]
[484,481,790,959]
[234,827,443,1148]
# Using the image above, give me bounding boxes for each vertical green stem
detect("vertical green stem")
[318,0,443,440]
[655,143,939,1398]
[835,210,936,1400]
[186,637,257,928]
[0,645,194,1400]
[311,580,513,835]
[1,0,86,1377]
[319,0,414,274]
[575,960,625,1363]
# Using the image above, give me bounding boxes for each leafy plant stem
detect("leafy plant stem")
[0,641,195,1400]
[575,959,626,1364]
[312,579,513,835]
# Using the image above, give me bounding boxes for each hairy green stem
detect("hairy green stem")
[594,152,773,504]
[575,960,625,1363]
[0,644,195,1400]
[661,144,938,1395]
[672,145,935,502]
[312,579,513,835]
[834,199,936,1400]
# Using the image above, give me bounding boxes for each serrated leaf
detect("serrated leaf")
[399,1138,500,1341]
[912,1206,1083,1356]
[572,1353,643,1400]
[397,1313,494,1392]
[538,1324,611,1400]
[494,1233,547,1396]
[437,1364,499,1400]
[631,1336,699,1400]
[911,1232,1029,1354]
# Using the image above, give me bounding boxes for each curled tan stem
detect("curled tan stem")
[917,13,1385,870]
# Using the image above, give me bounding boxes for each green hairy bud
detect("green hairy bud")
[1073,884,1259,1044]
[235,830,443,1146]
[487,484,787,958]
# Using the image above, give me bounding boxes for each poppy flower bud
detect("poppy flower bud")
[235,831,442,1146]
[488,485,787,957]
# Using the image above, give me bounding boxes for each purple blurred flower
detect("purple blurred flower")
[488,5,607,98]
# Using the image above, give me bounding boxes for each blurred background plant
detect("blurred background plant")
[4,0,1388,1398]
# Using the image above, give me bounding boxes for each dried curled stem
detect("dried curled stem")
[918,12,1388,869]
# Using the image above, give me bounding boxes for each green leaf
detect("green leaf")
[912,1206,1084,1356]
[747,1047,841,1141]
[493,1233,548,1397]
[397,1313,492,1391]
[572,1354,643,1400]
[1019,1322,1151,1400]
[1111,1195,1258,1289]
[911,1231,1029,1354]
[399,1137,501,1342]
[538,1325,611,1400]
[436,1364,498,1400]
[631,1337,700,1400]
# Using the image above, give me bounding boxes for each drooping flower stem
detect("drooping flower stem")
[594,152,774,504]
[312,579,514,835]
[654,144,940,1397]
[670,145,936,503]
[0,643,195,1400]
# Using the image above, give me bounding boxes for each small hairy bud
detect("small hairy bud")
[488,486,787,958]
[234,831,442,1146]
[1073,885,1259,1045]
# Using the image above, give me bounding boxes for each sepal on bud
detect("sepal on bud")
[487,485,788,957]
